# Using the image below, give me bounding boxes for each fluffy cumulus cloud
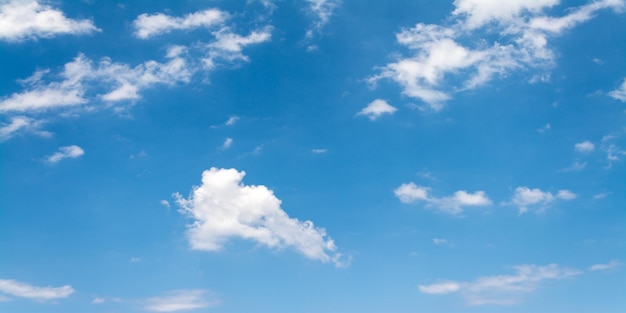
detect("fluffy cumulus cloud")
[394,182,492,215]
[608,77,626,102]
[0,0,99,41]
[46,145,84,163]
[0,278,74,301]
[134,9,227,39]
[418,264,581,305]
[144,290,219,312]
[575,140,595,153]
[370,0,625,110]
[175,168,345,266]
[357,99,397,120]
[510,186,576,214]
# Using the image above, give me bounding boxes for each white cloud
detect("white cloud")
[608,77,626,102]
[432,238,448,245]
[92,297,105,304]
[160,200,171,209]
[225,116,239,126]
[202,27,272,69]
[0,0,99,41]
[134,9,228,39]
[312,148,328,154]
[589,260,622,271]
[592,192,610,199]
[419,264,581,305]
[222,137,233,149]
[370,1,624,110]
[175,168,345,266]
[537,123,551,133]
[559,161,587,172]
[305,0,340,38]
[144,290,219,312]
[130,257,142,263]
[394,182,491,215]
[0,278,74,301]
[575,140,595,153]
[357,99,397,120]
[46,145,84,163]
[510,186,576,214]
[0,116,51,141]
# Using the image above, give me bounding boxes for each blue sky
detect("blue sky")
[0,0,625,312]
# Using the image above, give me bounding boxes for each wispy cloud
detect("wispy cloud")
[419,264,582,305]
[608,77,626,102]
[144,290,219,312]
[175,168,347,266]
[305,0,341,38]
[46,145,84,163]
[395,182,491,215]
[222,137,233,149]
[589,260,622,271]
[0,0,99,41]
[134,9,227,39]
[0,278,74,301]
[0,116,51,141]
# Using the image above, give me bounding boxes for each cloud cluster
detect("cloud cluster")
[394,182,492,215]
[0,0,99,41]
[370,0,625,110]
[175,168,345,266]
[0,278,74,301]
[510,186,576,214]
[305,0,341,38]
[134,9,227,39]
[418,263,582,305]
[144,290,219,312]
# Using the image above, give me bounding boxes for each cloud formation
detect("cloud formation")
[175,168,345,266]
[509,186,576,214]
[608,77,626,102]
[134,9,227,39]
[305,0,340,38]
[589,260,622,271]
[46,145,84,163]
[0,116,50,141]
[0,0,99,41]
[144,290,219,312]
[574,140,595,153]
[370,0,625,110]
[357,99,397,120]
[0,278,74,301]
[394,182,492,215]
[418,264,581,305]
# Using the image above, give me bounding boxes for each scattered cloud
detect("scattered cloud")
[160,200,171,209]
[0,278,74,301]
[225,116,239,126]
[509,186,576,214]
[601,133,626,167]
[305,0,341,38]
[0,116,51,141]
[0,0,99,41]
[46,145,84,163]
[130,257,142,263]
[202,27,272,69]
[222,137,233,149]
[369,0,624,110]
[394,182,491,215]
[175,168,346,266]
[432,238,448,245]
[134,9,228,39]
[418,264,582,305]
[312,148,328,154]
[144,290,219,312]
[559,161,587,172]
[608,77,626,102]
[357,99,397,120]
[575,140,595,153]
[592,192,610,200]
[537,123,551,133]
[589,260,622,271]
[92,297,105,304]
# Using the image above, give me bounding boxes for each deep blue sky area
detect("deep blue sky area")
[0,1,625,312]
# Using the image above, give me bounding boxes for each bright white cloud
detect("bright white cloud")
[144,290,219,312]
[394,182,491,215]
[0,116,50,141]
[46,145,84,163]
[589,260,622,271]
[575,140,595,153]
[226,116,239,126]
[0,278,74,301]
[370,0,624,110]
[608,77,626,102]
[357,99,397,120]
[510,186,576,214]
[419,264,581,305]
[175,168,345,266]
[222,137,233,149]
[0,0,99,41]
[134,9,228,39]
[202,27,272,69]
[305,0,340,38]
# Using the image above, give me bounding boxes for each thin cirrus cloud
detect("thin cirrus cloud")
[509,186,576,214]
[394,182,492,215]
[133,9,228,39]
[418,264,582,306]
[368,0,625,111]
[305,0,341,38]
[357,99,397,120]
[174,167,346,267]
[0,278,74,301]
[0,0,100,41]
[46,145,84,163]
[0,116,51,141]
[608,77,626,101]
[589,260,623,271]
[143,290,219,312]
